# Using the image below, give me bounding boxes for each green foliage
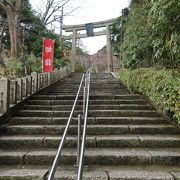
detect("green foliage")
[120,68,180,123]
[6,57,23,78]
[121,1,153,68]
[54,58,71,69]
[1,0,71,71]
[24,54,42,73]
[111,17,122,54]
[75,63,86,73]
[90,65,98,73]
[111,0,180,69]
[0,65,5,79]
[148,0,180,68]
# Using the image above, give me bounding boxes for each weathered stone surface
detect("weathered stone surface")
[171,172,180,180]
[88,110,159,117]
[54,171,108,180]
[43,136,96,148]
[132,117,168,125]
[0,168,48,180]
[10,117,52,125]
[130,125,179,134]
[23,105,52,110]
[17,110,54,117]
[0,72,179,180]
[95,117,132,124]
[6,125,45,135]
[0,136,44,149]
[84,149,151,165]
[28,100,51,105]
[86,125,129,135]
[109,170,174,180]
[149,149,180,165]
[139,135,180,148]
[0,151,28,165]
[96,135,140,148]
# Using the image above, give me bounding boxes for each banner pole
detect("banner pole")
[42,37,44,73]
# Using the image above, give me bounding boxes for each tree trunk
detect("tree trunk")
[2,0,22,56]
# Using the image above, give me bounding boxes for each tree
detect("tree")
[38,0,79,27]
[0,0,23,56]
[111,0,180,69]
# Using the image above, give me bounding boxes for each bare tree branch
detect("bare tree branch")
[64,6,80,16]
[40,0,78,26]
[0,1,7,10]
[4,0,14,9]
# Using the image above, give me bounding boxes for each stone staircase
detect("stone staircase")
[0,73,180,180]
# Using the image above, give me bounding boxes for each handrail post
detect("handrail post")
[77,114,81,166]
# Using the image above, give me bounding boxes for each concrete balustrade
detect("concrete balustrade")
[0,67,71,117]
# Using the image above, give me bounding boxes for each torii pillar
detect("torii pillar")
[71,29,77,72]
[106,24,113,72]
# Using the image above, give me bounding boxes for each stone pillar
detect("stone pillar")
[48,73,51,86]
[31,72,38,93]
[45,73,48,87]
[17,78,23,101]
[10,80,17,104]
[38,74,42,90]
[106,24,113,72]
[71,29,77,72]
[26,75,32,96]
[22,77,28,98]
[0,79,10,114]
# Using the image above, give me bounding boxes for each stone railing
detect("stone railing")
[0,66,71,119]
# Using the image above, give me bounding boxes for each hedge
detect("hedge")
[120,68,180,124]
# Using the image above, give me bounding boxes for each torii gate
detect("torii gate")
[62,18,117,72]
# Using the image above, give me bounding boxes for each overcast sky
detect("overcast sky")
[30,0,130,54]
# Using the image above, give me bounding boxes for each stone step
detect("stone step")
[42,91,129,95]
[0,148,179,166]
[32,94,143,100]
[1,72,179,180]
[0,165,180,180]
[5,124,179,135]
[0,135,96,149]
[22,104,153,111]
[0,135,179,149]
[16,109,159,117]
[45,91,129,95]
[52,86,127,90]
[10,117,168,125]
[49,87,127,92]
[27,99,147,105]
[59,80,120,83]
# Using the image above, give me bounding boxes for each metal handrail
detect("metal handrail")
[77,73,91,180]
[48,74,85,180]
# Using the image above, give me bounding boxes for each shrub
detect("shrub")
[0,65,5,79]
[6,57,23,78]
[75,63,86,73]
[120,68,180,123]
